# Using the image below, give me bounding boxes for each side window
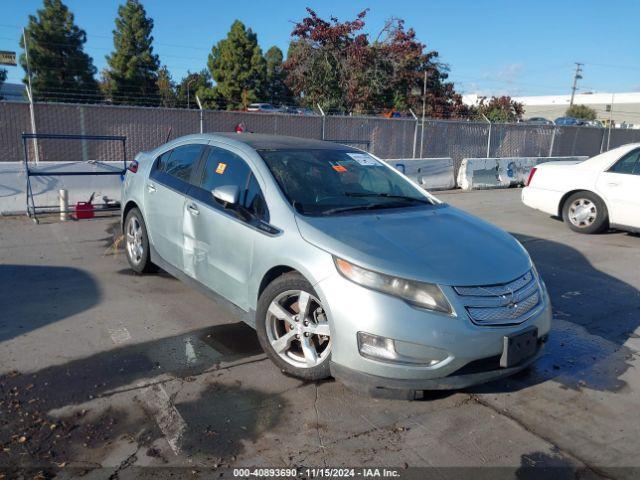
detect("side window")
[609,149,640,175]
[243,174,268,221]
[156,150,172,173]
[162,144,203,182]
[199,147,250,192]
[199,147,269,222]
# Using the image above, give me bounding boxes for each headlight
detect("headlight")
[334,257,453,314]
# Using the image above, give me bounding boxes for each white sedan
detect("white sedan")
[522,143,640,234]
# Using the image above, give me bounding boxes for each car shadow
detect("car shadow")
[0,264,101,343]
[468,233,640,394]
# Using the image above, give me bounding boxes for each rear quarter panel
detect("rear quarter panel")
[121,152,154,228]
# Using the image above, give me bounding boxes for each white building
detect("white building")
[463,92,640,128]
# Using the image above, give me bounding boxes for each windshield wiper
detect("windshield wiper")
[321,201,418,216]
[344,192,432,204]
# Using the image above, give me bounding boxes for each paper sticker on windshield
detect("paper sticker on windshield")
[332,165,347,173]
[215,162,227,174]
[347,153,379,166]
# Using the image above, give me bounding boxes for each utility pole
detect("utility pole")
[607,93,615,151]
[186,78,195,109]
[569,62,583,107]
[195,94,204,133]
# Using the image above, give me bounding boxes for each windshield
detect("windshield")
[258,149,434,216]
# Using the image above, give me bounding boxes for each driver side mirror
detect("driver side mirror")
[212,185,240,207]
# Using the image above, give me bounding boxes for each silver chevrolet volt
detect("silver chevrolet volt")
[121,133,552,398]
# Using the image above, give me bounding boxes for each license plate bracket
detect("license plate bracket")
[500,327,538,368]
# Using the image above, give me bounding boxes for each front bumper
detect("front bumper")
[315,270,552,392]
[331,341,544,399]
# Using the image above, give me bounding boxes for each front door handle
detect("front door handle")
[187,203,199,216]
[147,183,157,193]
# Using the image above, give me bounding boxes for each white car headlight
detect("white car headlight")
[334,257,453,314]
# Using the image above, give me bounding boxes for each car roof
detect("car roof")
[208,133,361,152]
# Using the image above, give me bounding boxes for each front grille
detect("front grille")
[454,270,542,326]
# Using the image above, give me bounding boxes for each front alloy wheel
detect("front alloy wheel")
[266,290,331,369]
[256,273,332,381]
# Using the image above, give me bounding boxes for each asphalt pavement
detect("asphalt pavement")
[0,188,638,479]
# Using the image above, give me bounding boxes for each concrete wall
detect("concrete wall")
[457,156,588,190]
[385,158,456,190]
[0,161,124,215]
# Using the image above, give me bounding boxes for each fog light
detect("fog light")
[357,332,446,366]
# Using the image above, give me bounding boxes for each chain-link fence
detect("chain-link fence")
[2,101,640,175]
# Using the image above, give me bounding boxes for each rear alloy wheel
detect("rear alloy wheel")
[124,208,157,273]
[562,192,609,234]
[257,273,332,381]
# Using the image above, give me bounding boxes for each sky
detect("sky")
[1,0,639,98]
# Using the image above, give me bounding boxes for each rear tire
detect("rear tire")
[562,191,609,234]
[124,208,157,273]
[256,272,332,381]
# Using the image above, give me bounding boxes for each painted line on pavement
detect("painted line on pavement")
[139,383,187,455]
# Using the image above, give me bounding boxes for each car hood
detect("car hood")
[295,205,531,286]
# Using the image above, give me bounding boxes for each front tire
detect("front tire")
[256,272,332,381]
[562,191,609,234]
[124,208,157,273]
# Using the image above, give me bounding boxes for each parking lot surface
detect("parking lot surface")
[1,188,639,478]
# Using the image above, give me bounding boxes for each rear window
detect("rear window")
[609,148,640,175]
[157,144,203,183]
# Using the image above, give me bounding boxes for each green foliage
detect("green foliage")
[196,86,225,110]
[207,20,266,110]
[20,0,100,103]
[105,0,160,105]
[284,10,466,116]
[0,69,6,100]
[472,96,525,123]
[566,104,597,120]
[157,66,176,107]
[176,70,212,109]
[264,46,292,105]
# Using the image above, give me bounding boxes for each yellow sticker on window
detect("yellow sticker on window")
[215,162,227,174]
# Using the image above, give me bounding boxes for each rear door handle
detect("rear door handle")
[607,182,619,187]
[187,203,199,216]
[147,183,157,193]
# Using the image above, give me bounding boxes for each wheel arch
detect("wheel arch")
[122,200,141,230]
[257,265,298,301]
[558,189,608,218]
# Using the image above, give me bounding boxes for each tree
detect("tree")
[207,20,267,110]
[176,70,211,109]
[473,96,524,123]
[157,65,176,107]
[105,0,160,105]
[566,104,597,121]
[0,69,6,100]
[284,9,466,116]
[284,9,370,112]
[264,46,292,105]
[19,0,100,103]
